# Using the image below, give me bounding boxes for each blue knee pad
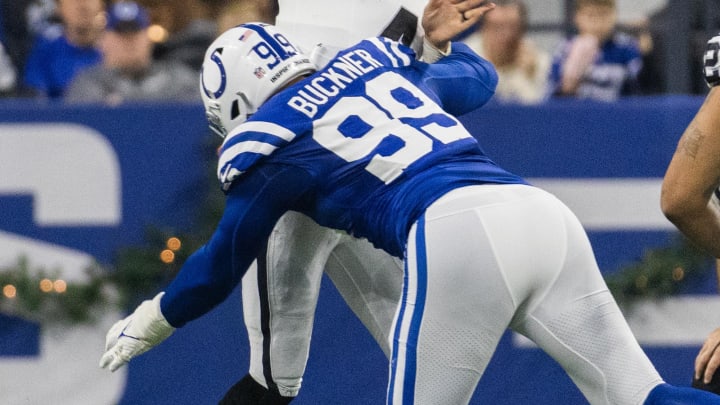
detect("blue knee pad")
[644,383,720,404]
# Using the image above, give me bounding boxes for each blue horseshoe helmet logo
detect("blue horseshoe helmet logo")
[202,49,227,100]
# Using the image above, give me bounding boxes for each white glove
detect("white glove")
[99,292,175,372]
[704,34,720,88]
[420,37,451,63]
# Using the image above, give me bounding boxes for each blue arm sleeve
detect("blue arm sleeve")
[160,164,314,327]
[420,42,498,115]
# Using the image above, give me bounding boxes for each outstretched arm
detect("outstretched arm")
[100,164,314,371]
[667,33,720,386]
[162,164,314,326]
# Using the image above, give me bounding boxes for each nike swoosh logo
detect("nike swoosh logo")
[119,324,140,341]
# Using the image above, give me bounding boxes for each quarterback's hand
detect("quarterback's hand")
[695,327,720,385]
[422,0,495,53]
[100,292,175,372]
[704,34,720,87]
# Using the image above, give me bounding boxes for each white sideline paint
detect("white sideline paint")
[530,178,673,231]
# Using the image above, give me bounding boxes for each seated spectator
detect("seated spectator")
[23,0,104,100]
[64,1,199,105]
[462,0,550,104]
[0,41,16,96]
[548,0,643,102]
[0,0,58,88]
[141,0,217,72]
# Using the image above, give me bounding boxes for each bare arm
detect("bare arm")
[422,0,495,53]
[661,87,720,259]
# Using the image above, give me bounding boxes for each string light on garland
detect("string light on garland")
[160,249,175,264]
[159,236,183,264]
[39,278,53,293]
[3,284,16,299]
[672,266,685,281]
[53,280,67,294]
[166,237,182,251]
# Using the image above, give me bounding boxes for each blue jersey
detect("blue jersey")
[161,38,527,326]
[218,37,524,256]
[549,32,642,101]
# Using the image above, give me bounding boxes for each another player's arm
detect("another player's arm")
[421,0,496,61]
[665,33,720,386]
[661,87,720,260]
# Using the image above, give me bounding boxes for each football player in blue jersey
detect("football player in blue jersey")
[100,20,720,404]
[662,33,720,394]
[217,1,490,403]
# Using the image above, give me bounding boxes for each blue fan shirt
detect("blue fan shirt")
[23,28,101,99]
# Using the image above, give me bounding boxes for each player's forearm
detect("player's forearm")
[661,169,720,257]
[160,244,240,327]
[662,88,720,257]
[664,200,720,258]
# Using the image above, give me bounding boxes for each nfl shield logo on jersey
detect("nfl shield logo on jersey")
[254,67,266,79]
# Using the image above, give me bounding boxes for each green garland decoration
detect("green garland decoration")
[604,235,714,308]
[1,231,714,325]
[0,256,108,324]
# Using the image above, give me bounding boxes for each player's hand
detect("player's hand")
[422,0,495,53]
[695,327,720,385]
[99,292,175,372]
[704,34,720,88]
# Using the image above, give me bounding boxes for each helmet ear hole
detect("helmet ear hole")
[230,99,241,120]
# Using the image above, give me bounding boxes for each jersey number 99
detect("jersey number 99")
[313,71,472,184]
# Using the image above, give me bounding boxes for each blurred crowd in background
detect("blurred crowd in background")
[0,0,717,105]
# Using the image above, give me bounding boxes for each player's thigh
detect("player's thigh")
[252,211,342,313]
[391,189,529,404]
[327,234,403,305]
[324,235,403,355]
[510,198,662,405]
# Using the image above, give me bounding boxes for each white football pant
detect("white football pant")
[390,184,663,405]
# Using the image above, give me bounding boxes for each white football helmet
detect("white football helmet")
[200,23,316,137]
